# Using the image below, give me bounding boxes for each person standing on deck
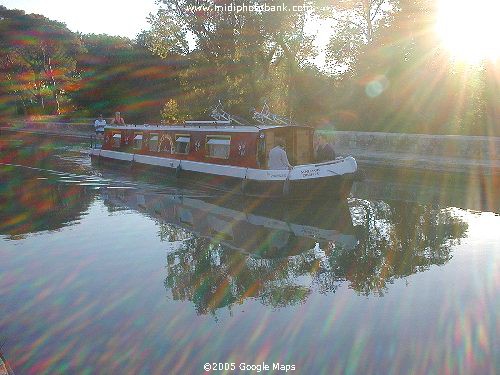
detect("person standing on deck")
[94,114,106,138]
[110,111,125,125]
[315,134,336,162]
[268,137,292,170]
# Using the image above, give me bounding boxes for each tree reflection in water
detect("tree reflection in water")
[336,199,468,296]
[150,194,468,314]
[0,166,95,239]
[165,238,315,314]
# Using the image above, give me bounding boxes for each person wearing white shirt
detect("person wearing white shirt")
[94,114,106,137]
[268,137,292,170]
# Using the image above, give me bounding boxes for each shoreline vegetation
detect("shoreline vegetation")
[0,3,498,137]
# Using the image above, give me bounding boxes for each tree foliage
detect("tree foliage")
[71,33,180,122]
[146,0,317,120]
[160,98,188,123]
[323,0,397,75]
[0,2,496,135]
[0,6,84,115]
[0,6,181,121]
[322,0,497,135]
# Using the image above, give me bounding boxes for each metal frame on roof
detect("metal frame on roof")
[252,102,292,126]
[211,100,259,128]
[103,102,306,132]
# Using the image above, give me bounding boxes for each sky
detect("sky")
[0,0,332,67]
[0,0,158,38]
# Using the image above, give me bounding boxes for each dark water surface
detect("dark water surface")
[0,136,499,374]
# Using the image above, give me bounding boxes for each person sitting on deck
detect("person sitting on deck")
[110,111,125,125]
[315,134,336,162]
[94,114,106,136]
[268,137,292,170]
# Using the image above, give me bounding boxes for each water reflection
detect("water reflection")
[0,135,92,175]
[0,166,96,239]
[2,137,496,374]
[0,136,472,312]
[102,187,469,314]
[353,167,499,213]
[102,189,357,255]
[345,199,468,295]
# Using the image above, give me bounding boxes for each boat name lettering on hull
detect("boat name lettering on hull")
[301,168,320,178]
[267,173,288,178]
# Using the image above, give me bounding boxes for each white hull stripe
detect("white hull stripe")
[91,149,357,181]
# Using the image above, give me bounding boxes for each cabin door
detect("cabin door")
[292,128,312,165]
[263,131,294,166]
[263,129,312,167]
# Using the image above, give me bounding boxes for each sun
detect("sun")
[436,0,500,64]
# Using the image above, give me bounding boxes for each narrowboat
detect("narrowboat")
[90,107,357,199]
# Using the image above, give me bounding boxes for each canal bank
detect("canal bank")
[0,120,93,141]
[2,121,499,174]
[333,131,500,175]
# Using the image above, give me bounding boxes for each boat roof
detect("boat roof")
[105,124,312,133]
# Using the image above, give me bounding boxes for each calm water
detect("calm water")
[0,136,499,374]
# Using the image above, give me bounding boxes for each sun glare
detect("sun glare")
[436,0,500,64]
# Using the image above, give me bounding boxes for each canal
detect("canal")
[1,135,499,374]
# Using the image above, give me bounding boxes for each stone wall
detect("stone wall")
[332,131,499,161]
[7,120,94,134]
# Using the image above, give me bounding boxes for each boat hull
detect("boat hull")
[90,150,356,200]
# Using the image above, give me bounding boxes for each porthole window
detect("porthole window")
[206,136,230,159]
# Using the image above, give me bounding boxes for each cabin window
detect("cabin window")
[149,134,159,152]
[175,135,190,154]
[112,133,121,148]
[206,136,231,159]
[133,133,143,150]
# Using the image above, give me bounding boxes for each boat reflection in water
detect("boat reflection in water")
[102,188,357,313]
[103,188,357,257]
[102,187,469,315]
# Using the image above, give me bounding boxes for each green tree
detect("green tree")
[321,0,495,136]
[0,6,84,115]
[146,0,317,120]
[323,0,397,75]
[160,98,188,123]
[73,33,179,122]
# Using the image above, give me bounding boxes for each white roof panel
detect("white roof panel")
[207,138,230,145]
[106,124,294,133]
